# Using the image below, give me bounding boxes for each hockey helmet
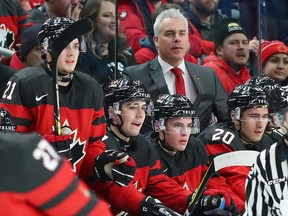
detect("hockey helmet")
[104,78,153,116]
[268,86,288,128]
[227,84,268,116]
[38,17,85,59]
[153,94,200,134]
[246,76,280,94]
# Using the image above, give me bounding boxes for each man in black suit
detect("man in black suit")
[123,7,229,133]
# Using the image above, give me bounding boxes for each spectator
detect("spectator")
[203,18,251,93]
[89,78,193,215]
[78,0,135,88]
[148,93,244,213]
[181,0,225,42]
[9,24,44,70]
[261,40,288,86]
[245,86,288,216]
[123,8,229,133]
[18,0,44,11]
[0,131,112,215]
[30,0,83,21]
[0,0,34,65]
[118,0,174,53]
[0,17,131,185]
[198,83,275,202]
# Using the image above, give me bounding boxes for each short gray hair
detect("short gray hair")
[153,8,188,37]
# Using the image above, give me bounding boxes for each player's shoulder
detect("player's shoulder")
[197,122,239,145]
[11,67,46,82]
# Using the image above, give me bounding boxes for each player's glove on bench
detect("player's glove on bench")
[94,149,136,187]
[140,196,182,216]
[189,189,240,216]
[43,133,73,161]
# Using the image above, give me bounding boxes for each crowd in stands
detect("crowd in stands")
[0,0,288,215]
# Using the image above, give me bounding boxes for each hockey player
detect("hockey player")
[198,83,275,202]
[148,94,243,214]
[245,86,288,216]
[0,17,135,187]
[0,132,112,216]
[245,76,283,142]
[90,78,199,216]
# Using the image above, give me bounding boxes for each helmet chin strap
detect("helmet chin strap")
[110,114,131,139]
[159,134,178,155]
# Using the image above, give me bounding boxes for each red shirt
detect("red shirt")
[203,52,251,93]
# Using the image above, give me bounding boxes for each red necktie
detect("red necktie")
[170,68,186,96]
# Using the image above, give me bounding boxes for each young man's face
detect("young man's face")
[153,17,189,67]
[161,117,192,153]
[216,33,249,68]
[111,100,147,139]
[235,107,269,143]
[263,53,288,84]
[57,38,80,75]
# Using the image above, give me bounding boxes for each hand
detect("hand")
[43,133,73,161]
[200,189,240,216]
[140,196,182,216]
[94,150,136,187]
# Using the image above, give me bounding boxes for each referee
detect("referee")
[244,87,288,216]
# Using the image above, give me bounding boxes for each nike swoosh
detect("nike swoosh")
[36,94,48,101]
[164,168,168,173]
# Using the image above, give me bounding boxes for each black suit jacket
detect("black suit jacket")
[123,58,229,132]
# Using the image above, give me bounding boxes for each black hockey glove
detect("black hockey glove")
[140,196,182,216]
[188,189,240,216]
[94,149,136,187]
[43,133,73,161]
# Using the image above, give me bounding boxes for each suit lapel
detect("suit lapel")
[150,59,169,94]
[185,62,205,107]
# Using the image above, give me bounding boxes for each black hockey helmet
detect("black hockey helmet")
[227,84,268,115]
[104,78,153,116]
[246,76,280,94]
[268,86,288,128]
[153,94,200,134]
[268,86,288,113]
[38,17,74,58]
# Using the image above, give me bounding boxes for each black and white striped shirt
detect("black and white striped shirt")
[244,139,288,216]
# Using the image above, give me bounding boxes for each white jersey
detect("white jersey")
[244,139,288,216]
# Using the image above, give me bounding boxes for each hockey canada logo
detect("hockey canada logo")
[0,24,15,50]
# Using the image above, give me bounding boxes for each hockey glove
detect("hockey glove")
[192,189,240,216]
[94,149,136,187]
[43,133,73,161]
[140,196,182,216]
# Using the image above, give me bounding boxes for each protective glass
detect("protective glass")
[112,100,154,117]
[158,117,200,134]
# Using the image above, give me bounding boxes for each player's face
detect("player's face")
[162,117,192,153]
[217,33,249,69]
[96,1,116,43]
[237,107,269,143]
[190,0,219,16]
[263,54,288,84]
[154,17,189,67]
[118,100,147,137]
[57,39,80,75]
[25,45,44,67]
